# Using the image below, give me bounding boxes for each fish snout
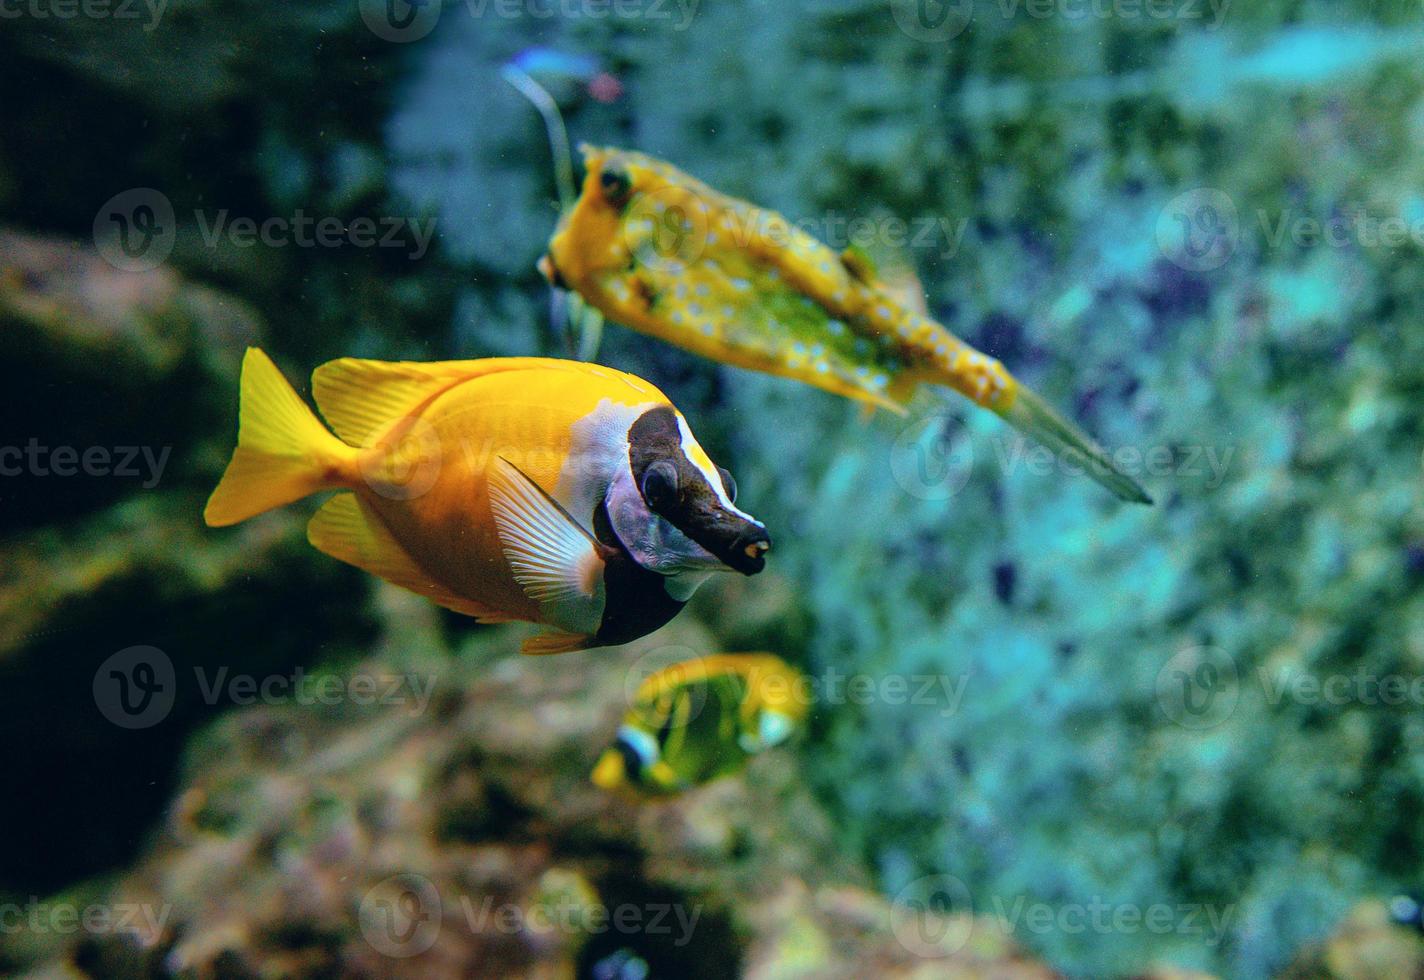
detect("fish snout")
[728,524,771,575]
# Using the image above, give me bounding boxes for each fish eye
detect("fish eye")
[640,460,680,510]
[599,164,632,206]
[716,465,737,503]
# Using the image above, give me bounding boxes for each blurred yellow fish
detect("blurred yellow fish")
[541,145,1151,504]
[591,653,807,794]
[204,349,769,654]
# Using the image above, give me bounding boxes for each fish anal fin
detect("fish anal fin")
[308,493,515,621]
[520,630,593,656]
[488,456,607,636]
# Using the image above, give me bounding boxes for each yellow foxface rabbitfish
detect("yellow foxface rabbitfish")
[204,349,770,654]
[591,653,807,795]
[541,146,1151,503]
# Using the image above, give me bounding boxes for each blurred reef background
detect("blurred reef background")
[5,0,1424,977]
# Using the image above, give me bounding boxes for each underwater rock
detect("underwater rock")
[0,230,380,901]
[1277,900,1424,980]
[15,604,1057,978]
[0,228,260,533]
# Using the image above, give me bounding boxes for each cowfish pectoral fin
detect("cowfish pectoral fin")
[998,386,1154,505]
[204,348,355,528]
[308,493,518,622]
[488,456,608,644]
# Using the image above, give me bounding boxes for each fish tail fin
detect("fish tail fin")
[997,384,1153,505]
[204,348,355,527]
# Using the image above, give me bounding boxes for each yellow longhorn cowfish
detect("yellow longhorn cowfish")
[540,146,1152,504]
[203,349,770,654]
[591,653,808,795]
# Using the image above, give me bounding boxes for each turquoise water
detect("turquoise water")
[4,2,1424,977]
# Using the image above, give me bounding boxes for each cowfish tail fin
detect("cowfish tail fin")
[204,348,355,527]
[520,629,593,656]
[997,385,1154,505]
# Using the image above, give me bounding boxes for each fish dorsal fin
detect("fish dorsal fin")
[307,492,516,622]
[312,357,588,448]
[487,456,606,638]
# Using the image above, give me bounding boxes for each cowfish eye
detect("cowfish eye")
[599,164,632,206]
[640,459,680,511]
[716,465,737,503]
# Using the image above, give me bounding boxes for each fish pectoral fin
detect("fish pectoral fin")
[488,456,607,636]
[520,630,594,656]
[308,493,516,622]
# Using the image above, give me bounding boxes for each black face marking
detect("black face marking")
[614,734,645,784]
[627,407,770,575]
[591,501,687,645]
